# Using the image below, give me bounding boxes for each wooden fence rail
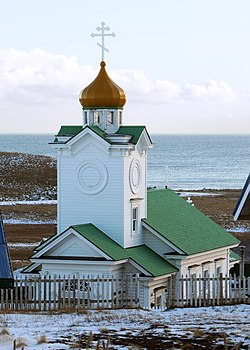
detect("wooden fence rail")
[177,273,250,307]
[1,273,250,311]
[0,274,140,311]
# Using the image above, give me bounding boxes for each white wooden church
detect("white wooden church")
[23,26,240,308]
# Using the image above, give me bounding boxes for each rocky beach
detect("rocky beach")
[0,152,249,271]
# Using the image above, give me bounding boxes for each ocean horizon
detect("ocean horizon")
[0,133,249,190]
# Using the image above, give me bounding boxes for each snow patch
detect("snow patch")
[0,199,57,206]
[177,191,220,197]
[8,242,39,249]
[227,226,250,233]
[3,219,56,225]
[0,305,249,349]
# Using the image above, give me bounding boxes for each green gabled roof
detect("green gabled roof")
[88,125,111,143]
[72,224,177,277]
[143,189,239,256]
[229,250,241,262]
[126,245,178,276]
[117,125,150,144]
[55,124,149,146]
[57,125,83,136]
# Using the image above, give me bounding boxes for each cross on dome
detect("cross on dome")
[91,21,116,61]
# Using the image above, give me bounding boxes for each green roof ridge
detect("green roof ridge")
[55,124,149,145]
[72,223,177,277]
[117,125,147,144]
[144,189,239,255]
[57,125,83,136]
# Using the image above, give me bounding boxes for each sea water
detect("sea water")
[0,134,249,190]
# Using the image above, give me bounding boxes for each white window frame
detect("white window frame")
[131,205,140,236]
[93,111,100,125]
[108,111,114,124]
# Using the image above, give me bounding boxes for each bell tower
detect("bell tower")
[51,22,153,249]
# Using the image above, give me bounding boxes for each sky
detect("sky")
[0,0,250,134]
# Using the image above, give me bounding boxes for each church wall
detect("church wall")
[40,262,125,277]
[143,228,176,256]
[57,136,126,247]
[178,248,229,278]
[46,234,103,258]
[123,147,147,248]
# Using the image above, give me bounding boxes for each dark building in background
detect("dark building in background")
[0,213,13,289]
[233,174,250,220]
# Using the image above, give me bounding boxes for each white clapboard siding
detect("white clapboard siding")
[47,234,102,257]
[58,136,126,247]
[57,129,150,250]
[143,228,176,256]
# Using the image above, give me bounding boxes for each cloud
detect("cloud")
[0,47,238,108]
[181,79,237,102]
[0,48,95,105]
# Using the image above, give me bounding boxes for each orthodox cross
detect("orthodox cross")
[91,22,116,61]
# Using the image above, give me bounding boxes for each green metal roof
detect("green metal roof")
[229,250,241,262]
[143,189,239,256]
[57,125,83,136]
[72,224,177,277]
[117,126,151,144]
[55,125,149,146]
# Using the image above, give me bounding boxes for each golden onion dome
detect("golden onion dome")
[79,61,126,108]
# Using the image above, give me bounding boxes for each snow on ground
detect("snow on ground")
[8,242,39,249]
[0,305,249,349]
[0,200,56,206]
[177,191,220,197]
[3,219,56,225]
[227,226,250,233]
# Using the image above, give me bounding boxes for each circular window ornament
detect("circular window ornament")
[74,160,108,195]
[129,159,141,194]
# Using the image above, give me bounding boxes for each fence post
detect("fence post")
[38,276,42,311]
[219,273,223,305]
[53,275,57,310]
[57,275,61,310]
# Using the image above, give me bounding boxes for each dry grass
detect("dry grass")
[192,328,204,338]
[100,328,109,334]
[0,152,56,201]
[15,337,27,348]
[37,334,47,344]
[0,327,10,336]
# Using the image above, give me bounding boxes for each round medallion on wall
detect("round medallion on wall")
[74,160,108,195]
[129,159,141,194]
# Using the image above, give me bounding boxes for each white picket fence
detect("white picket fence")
[1,273,250,311]
[0,274,140,311]
[177,273,250,307]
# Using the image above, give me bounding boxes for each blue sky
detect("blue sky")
[0,0,250,134]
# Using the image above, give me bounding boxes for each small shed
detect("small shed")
[233,174,250,220]
[0,213,13,289]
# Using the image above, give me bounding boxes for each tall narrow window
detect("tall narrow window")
[119,111,122,125]
[132,207,138,233]
[108,111,114,124]
[84,111,88,125]
[93,111,100,125]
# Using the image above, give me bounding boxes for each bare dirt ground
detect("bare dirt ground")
[191,189,250,264]
[0,152,250,270]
